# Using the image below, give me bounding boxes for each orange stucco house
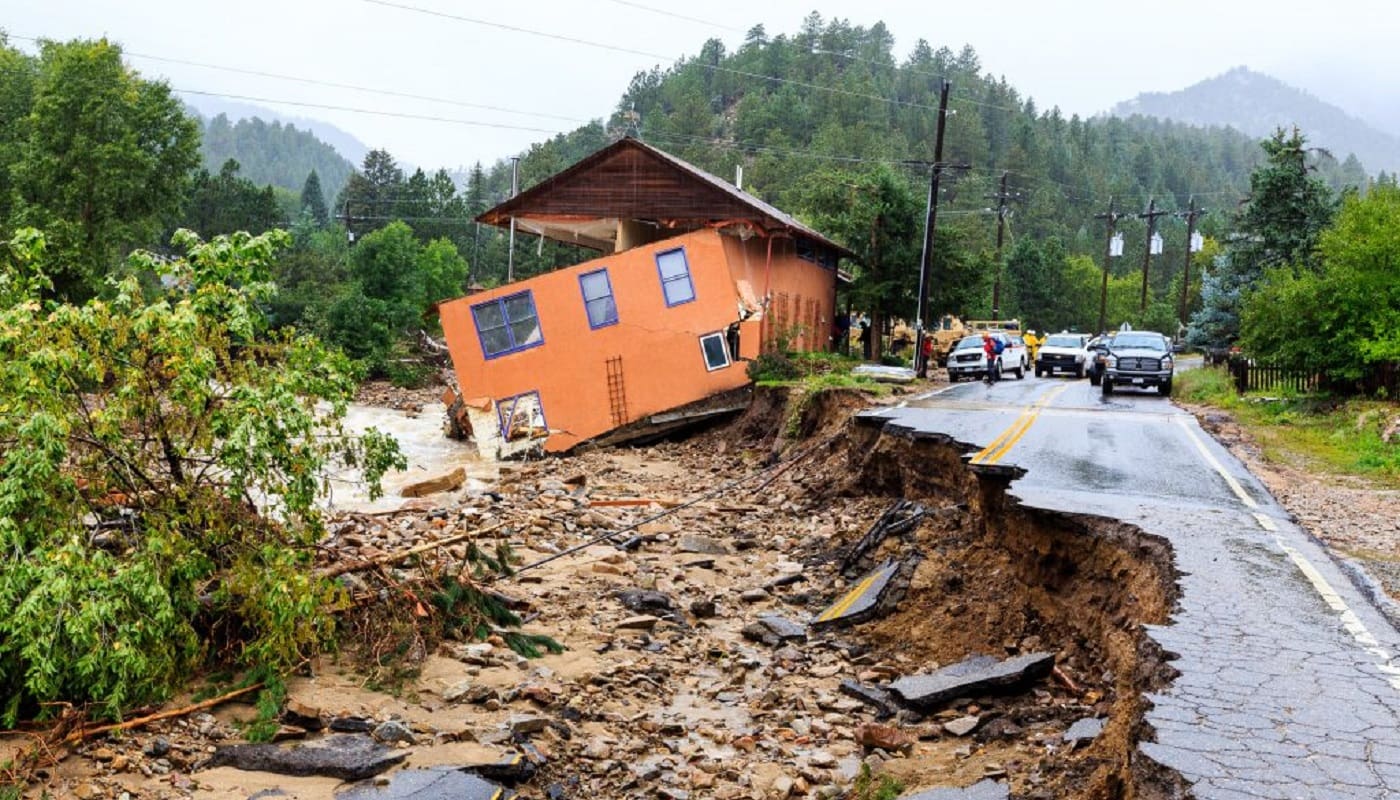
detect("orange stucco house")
[437,137,851,456]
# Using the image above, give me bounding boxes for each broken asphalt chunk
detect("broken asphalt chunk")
[338,767,511,800]
[205,734,407,781]
[812,561,902,628]
[740,615,807,647]
[1063,716,1105,748]
[887,652,1055,711]
[900,778,1009,800]
[838,679,899,719]
[464,752,538,785]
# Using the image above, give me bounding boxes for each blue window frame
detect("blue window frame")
[656,248,696,307]
[578,268,619,329]
[497,390,547,441]
[471,291,543,359]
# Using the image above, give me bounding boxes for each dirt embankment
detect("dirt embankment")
[18,385,1191,800]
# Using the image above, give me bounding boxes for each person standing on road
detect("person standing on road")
[981,331,1000,384]
[1024,329,1043,363]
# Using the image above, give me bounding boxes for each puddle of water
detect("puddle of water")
[321,403,497,513]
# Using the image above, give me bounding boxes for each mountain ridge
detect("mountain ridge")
[1112,66,1399,174]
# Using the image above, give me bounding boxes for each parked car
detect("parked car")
[946,332,1026,382]
[1034,332,1091,378]
[1086,334,1114,386]
[1101,331,1175,396]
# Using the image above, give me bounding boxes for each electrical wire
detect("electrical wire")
[603,0,747,32]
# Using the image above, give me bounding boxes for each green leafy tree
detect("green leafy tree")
[1189,129,1336,349]
[0,36,37,231]
[338,149,405,242]
[1240,183,1400,379]
[793,163,920,356]
[12,38,199,299]
[0,227,403,724]
[180,159,284,238]
[419,237,469,305]
[300,169,330,226]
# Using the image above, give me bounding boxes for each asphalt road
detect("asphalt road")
[862,373,1400,799]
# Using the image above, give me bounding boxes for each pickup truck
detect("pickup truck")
[946,332,1027,382]
[1101,331,1175,396]
[1034,332,1090,378]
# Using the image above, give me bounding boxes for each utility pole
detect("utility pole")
[1175,197,1204,329]
[1137,197,1169,312]
[1094,197,1125,334]
[913,80,951,379]
[987,171,1018,318]
[507,156,520,283]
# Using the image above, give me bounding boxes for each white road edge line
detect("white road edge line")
[1177,417,1400,690]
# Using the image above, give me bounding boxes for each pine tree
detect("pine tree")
[301,170,329,227]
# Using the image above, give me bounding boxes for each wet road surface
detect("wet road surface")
[862,375,1400,798]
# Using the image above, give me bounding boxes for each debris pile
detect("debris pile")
[19,387,1184,800]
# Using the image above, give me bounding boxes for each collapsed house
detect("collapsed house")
[437,137,851,457]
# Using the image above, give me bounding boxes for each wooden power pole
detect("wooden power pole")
[913,79,951,378]
[1176,197,1204,328]
[1094,198,1124,334]
[988,171,1017,318]
[1137,197,1170,312]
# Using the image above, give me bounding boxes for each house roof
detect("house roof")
[477,137,855,260]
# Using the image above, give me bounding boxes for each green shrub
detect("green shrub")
[0,228,404,725]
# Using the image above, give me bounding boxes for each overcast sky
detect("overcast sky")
[7,0,1398,171]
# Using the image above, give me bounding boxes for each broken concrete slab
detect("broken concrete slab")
[338,767,511,800]
[900,779,1008,800]
[400,466,467,498]
[887,652,1055,711]
[851,364,917,384]
[1063,716,1105,747]
[205,734,407,781]
[812,560,902,628]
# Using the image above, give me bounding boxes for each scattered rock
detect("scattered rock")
[442,680,474,704]
[689,599,717,619]
[943,715,980,737]
[282,699,325,731]
[330,716,376,733]
[616,615,661,631]
[206,734,408,781]
[739,588,770,603]
[678,534,729,555]
[854,722,915,753]
[401,467,467,498]
[372,720,416,745]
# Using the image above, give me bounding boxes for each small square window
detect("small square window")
[578,268,619,329]
[699,332,730,371]
[471,290,543,359]
[656,248,696,307]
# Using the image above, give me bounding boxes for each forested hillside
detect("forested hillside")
[1114,67,1398,175]
[196,112,356,207]
[460,14,1368,334]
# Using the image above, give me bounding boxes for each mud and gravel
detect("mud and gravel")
[9,385,1189,800]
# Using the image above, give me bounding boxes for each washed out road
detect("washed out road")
[862,374,1400,799]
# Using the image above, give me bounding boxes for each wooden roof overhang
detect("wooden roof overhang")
[477,137,855,260]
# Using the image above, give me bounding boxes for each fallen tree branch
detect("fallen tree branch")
[320,519,513,578]
[1051,665,1081,694]
[62,683,263,745]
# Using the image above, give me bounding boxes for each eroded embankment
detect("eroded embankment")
[793,398,1189,798]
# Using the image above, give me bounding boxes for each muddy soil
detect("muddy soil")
[12,385,1187,800]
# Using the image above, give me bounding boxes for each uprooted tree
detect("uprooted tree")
[0,227,410,726]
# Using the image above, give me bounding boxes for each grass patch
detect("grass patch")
[1180,366,1400,487]
[749,350,891,395]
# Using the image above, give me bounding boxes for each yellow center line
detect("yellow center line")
[970,385,1069,465]
[817,565,888,622]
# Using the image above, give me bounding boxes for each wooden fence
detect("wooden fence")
[1228,358,1399,399]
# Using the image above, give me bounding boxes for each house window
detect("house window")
[699,332,730,371]
[656,248,696,307]
[471,291,542,359]
[578,268,618,329]
[497,391,547,441]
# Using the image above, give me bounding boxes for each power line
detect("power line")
[174,89,567,135]
[358,0,943,113]
[4,33,589,125]
[603,0,746,32]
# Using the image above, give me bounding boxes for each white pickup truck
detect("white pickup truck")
[946,332,1027,382]
[1034,332,1091,378]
